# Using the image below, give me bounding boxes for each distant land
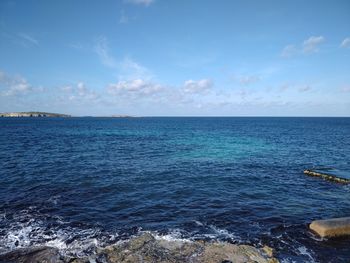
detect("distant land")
[0,112,71,117]
[0,112,137,118]
[110,115,134,118]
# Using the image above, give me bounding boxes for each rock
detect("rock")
[0,233,279,263]
[304,169,350,184]
[98,233,278,263]
[310,217,350,238]
[262,245,274,257]
[0,246,64,263]
[128,232,155,250]
[198,243,247,263]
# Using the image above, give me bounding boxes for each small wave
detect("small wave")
[152,229,192,243]
[297,246,316,263]
[47,195,62,206]
[0,209,113,258]
[208,225,238,240]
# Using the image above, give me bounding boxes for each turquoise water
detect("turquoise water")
[0,117,349,262]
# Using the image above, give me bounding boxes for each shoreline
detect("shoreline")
[0,232,278,263]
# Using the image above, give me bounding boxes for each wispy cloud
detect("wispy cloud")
[302,36,325,53]
[94,36,116,68]
[281,36,325,57]
[93,37,152,80]
[107,79,164,97]
[118,57,153,80]
[125,0,154,6]
[17,32,39,46]
[340,37,350,48]
[281,44,297,58]
[182,79,213,94]
[106,77,215,106]
[1,30,39,47]
[60,82,100,103]
[0,71,31,96]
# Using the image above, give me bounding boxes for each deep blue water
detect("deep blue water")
[0,117,349,262]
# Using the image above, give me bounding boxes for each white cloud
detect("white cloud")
[106,78,215,106]
[281,44,297,58]
[0,71,31,96]
[183,79,213,94]
[281,36,325,57]
[61,86,73,92]
[340,37,350,48]
[93,37,152,79]
[17,33,39,46]
[60,82,100,103]
[125,0,154,6]
[107,79,164,97]
[302,36,325,53]
[94,36,116,68]
[118,57,153,80]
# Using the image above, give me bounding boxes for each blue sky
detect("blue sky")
[0,0,349,116]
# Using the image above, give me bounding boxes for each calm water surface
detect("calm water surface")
[0,117,349,262]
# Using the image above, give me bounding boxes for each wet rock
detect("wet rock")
[0,234,279,263]
[310,217,350,238]
[198,243,272,263]
[304,169,350,184]
[0,246,64,263]
[262,245,274,257]
[97,233,278,263]
[128,232,155,250]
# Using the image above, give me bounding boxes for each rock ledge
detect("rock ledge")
[0,233,279,263]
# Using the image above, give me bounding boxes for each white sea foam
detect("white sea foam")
[208,225,239,240]
[0,209,110,258]
[0,210,320,262]
[146,229,191,243]
[297,246,316,263]
[194,220,203,226]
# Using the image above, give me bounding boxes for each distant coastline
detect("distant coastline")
[0,112,71,117]
[0,112,138,118]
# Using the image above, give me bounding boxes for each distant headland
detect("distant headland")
[0,112,71,117]
[0,112,137,118]
[110,115,134,118]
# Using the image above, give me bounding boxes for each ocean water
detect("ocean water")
[0,117,349,262]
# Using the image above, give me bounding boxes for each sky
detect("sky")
[0,0,349,116]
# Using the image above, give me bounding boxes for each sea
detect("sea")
[0,117,349,262]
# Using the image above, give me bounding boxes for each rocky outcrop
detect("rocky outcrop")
[0,233,279,263]
[0,112,71,117]
[310,217,350,238]
[304,169,350,184]
[0,246,64,263]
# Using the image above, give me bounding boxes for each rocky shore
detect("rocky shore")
[0,233,278,263]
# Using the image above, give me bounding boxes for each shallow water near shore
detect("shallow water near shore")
[0,117,350,262]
